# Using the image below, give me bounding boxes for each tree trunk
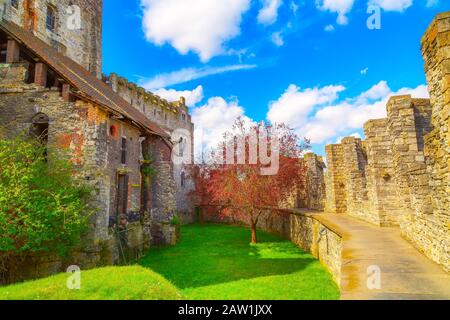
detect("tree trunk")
[198,207,204,225]
[250,222,258,244]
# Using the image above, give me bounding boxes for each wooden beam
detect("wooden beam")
[62,83,71,101]
[34,62,48,87]
[6,39,20,63]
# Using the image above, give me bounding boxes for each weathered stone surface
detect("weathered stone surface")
[297,153,327,210]
[1,0,103,78]
[105,73,195,218]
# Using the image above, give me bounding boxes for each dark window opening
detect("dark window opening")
[27,63,35,83]
[181,171,186,188]
[46,69,56,88]
[31,113,49,160]
[121,137,127,164]
[11,0,19,9]
[46,6,56,32]
[0,32,7,63]
[117,174,129,218]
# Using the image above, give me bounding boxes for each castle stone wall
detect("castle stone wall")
[325,144,347,214]
[297,153,327,211]
[1,0,103,78]
[365,118,402,226]
[0,62,178,280]
[341,137,369,223]
[407,12,450,271]
[106,73,195,216]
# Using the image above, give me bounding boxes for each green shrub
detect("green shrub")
[170,215,181,226]
[0,136,94,266]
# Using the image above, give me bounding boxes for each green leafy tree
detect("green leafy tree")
[0,136,94,272]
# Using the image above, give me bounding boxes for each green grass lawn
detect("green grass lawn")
[0,266,182,300]
[139,223,340,300]
[0,224,339,300]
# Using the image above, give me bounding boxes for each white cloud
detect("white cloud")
[360,67,369,75]
[140,64,257,90]
[335,132,361,143]
[324,24,335,32]
[356,80,390,101]
[316,0,356,25]
[369,0,413,12]
[267,84,346,128]
[271,32,285,46]
[267,81,429,144]
[141,0,251,62]
[153,86,204,107]
[258,0,283,25]
[426,0,439,7]
[192,96,255,158]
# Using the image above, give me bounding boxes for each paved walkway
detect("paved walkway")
[313,213,450,300]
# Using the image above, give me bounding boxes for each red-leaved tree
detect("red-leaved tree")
[189,118,309,243]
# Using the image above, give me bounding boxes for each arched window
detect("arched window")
[179,137,185,157]
[31,113,49,140]
[46,5,56,32]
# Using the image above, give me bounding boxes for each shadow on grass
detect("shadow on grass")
[139,223,317,289]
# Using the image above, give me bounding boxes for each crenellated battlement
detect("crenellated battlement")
[325,81,448,270]
[104,73,193,137]
[105,73,187,114]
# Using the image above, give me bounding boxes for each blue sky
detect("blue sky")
[102,0,449,156]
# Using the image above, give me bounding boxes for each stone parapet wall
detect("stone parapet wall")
[325,97,435,226]
[341,137,369,223]
[278,153,327,211]
[324,94,449,270]
[297,153,327,210]
[325,144,346,214]
[365,118,401,226]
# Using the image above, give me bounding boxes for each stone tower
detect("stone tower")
[0,0,103,78]
[421,12,450,228]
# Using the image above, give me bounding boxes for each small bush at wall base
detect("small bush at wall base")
[0,136,95,278]
[170,215,181,226]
